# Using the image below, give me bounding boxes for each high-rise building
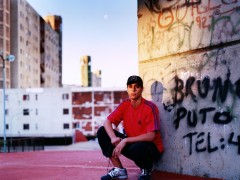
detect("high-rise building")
[44,15,62,87]
[80,55,91,87]
[9,0,62,88]
[40,16,62,87]
[10,0,41,88]
[0,0,12,88]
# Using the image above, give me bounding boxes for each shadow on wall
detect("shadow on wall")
[150,81,166,169]
[150,81,164,106]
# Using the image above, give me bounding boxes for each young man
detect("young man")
[97,75,164,180]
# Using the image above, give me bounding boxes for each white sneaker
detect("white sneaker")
[101,167,128,180]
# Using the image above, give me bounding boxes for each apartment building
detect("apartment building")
[10,0,41,88]
[44,15,62,87]
[0,87,127,144]
[0,0,11,88]
[5,0,63,89]
[40,17,61,88]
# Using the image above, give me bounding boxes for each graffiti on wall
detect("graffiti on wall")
[171,75,240,155]
[139,0,240,178]
[142,45,240,156]
[138,0,240,60]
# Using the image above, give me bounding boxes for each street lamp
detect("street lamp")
[0,50,15,153]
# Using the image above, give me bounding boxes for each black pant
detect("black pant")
[97,126,161,170]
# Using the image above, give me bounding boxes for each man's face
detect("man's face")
[127,83,143,100]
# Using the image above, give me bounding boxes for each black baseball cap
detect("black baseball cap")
[126,75,143,87]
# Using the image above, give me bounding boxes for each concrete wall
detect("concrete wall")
[138,0,240,179]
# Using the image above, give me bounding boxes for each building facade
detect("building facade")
[0,0,63,89]
[0,87,127,143]
[40,16,61,88]
[0,0,11,88]
[10,0,41,88]
[44,15,63,87]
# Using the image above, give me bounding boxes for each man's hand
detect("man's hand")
[111,137,122,146]
[112,138,127,158]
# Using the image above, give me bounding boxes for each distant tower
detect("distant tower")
[80,56,91,87]
[92,70,101,87]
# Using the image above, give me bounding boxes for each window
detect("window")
[5,109,8,115]
[23,109,30,115]
[23,94,30,101]
[0,38,3,49]
[0,10,3,22]
[6,1,10,11]
[63,109,69,115]
[6,26,10,38]
[6,124,9,130]
[6,40,9,51]
[23,124,29,130]
[62,94,69,100]
[63,123,69,129]
[20,23,24,31]
[0,24,3,34]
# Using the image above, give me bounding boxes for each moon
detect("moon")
[104,14,108,19]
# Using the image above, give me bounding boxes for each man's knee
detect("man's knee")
[97,126,106,138]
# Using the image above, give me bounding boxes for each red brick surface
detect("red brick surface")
[0,150,139,180]
[0,149,222,180]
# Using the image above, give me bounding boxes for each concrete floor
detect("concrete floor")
[0,141,222,180]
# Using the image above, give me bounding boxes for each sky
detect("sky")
[27,0,138,88]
